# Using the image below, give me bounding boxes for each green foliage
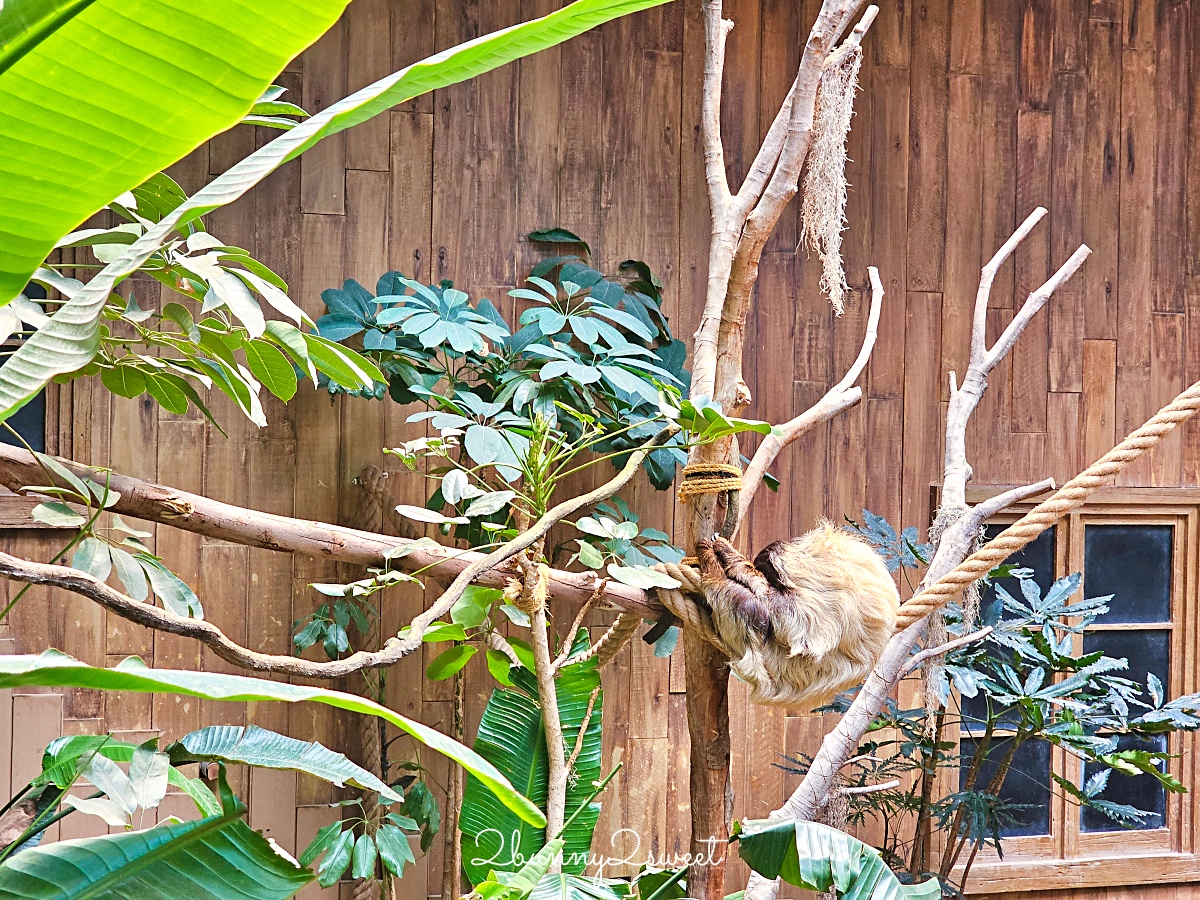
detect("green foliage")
[733,818,940,900]
[318,245,689,491]
[460,630,603,885]
[0,650,546,828]
[0,768,314,898]
[787,512,1200,896]
[170,725,403,803]
[0,0,354,305]
[571,495,685,588]
[6,453,201,620]
[0,0,674,423]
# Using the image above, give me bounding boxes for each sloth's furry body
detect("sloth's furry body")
[696,524,899,710]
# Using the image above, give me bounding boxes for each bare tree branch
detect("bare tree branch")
[0,429,677,679]
[983,245,1092,371]
[742,211,1089,900]
[0,444,663,617]
[701,0,733,216]
[942,207,1090,510]
[736,266,883,524]
[966,478,1056,527]
[692,0,875,405]
[839,779,900,796]
[899,627,994,679]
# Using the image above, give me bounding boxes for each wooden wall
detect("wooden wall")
[1,0,1199,896]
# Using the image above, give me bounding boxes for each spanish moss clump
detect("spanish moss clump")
[801,45,862,315]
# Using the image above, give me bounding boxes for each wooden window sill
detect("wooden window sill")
[963,852,1200,894]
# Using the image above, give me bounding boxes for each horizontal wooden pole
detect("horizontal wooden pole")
[0,444,661,617]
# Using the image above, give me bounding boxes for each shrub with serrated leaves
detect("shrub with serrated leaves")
[780,511,1200,898]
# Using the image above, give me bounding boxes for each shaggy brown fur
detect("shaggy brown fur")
[696,524,899,710]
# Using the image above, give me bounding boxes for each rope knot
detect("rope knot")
[676,463,743,503]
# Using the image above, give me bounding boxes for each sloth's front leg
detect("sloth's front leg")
[708,535,770,595]
[696,538,774,638]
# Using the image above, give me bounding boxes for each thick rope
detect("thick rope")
[896,379,1200,629]
[653,561,729,654]
[677,462,743,502]
[592,612,643,667]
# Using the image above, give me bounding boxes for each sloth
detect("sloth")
[695,523,899,710]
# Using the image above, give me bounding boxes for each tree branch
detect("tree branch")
[839,779,900,796]
[701,0,733,216]
[742,210,1089,900]
[899,627,993,679]
[0,444,664,618]
[966,478,1056,527]
[0,428,677,678]
[941,208,1089,510]
[736,266,883,524]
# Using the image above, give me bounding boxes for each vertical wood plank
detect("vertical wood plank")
[981,0,1021,311]
[901,293,942,540]
[1012,109,1052,433]
[1049,72,1086,393]
[1083,19,1121,339]
[300,20,348,215]
[1117,41,1156,367]
[343,0,392,172]
[1153,1,1189,314]
[1082,339,1117,463]
[1019,0,1055,109]
[1150,313,1185,485]
[866,66,910,399]
[941,74,983,401]
[907,0,949,293]
[389,111,435,283]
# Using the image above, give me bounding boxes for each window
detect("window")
[0,283,48,454]
[0,282,71,528]
[952,488,1199,893]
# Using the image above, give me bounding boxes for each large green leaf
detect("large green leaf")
[733,819,941,900]
[0,0,673,420]
[168,724,402,803]
[0,0,354,304]
[0,651,544,828]
[36,734,221,817]
[0,771,312,899]
[460,630,603,885]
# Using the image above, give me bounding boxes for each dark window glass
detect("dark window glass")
[0,283,46,452]
[1081,734,1168,832]
[1083,630,1170,689]
[961,526,1057,730]
[982,524,1057,608]
[0,391,46,453]
[959,737,1052,837]
[1083,525,1172,624]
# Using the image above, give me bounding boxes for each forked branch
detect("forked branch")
[742,212,1090,900]
[737,266,883,524]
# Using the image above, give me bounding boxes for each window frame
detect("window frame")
[938,486,1200,893]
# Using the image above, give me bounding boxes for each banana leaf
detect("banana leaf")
[0,0,354,303]
[0,769,313,899]
[733,818,941,900]
[0,650,544,827]
[0,0,673,420]
[461,629,603,885]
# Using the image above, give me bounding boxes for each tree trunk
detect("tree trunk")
[683,466,736,898]
[683,628,731,899]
